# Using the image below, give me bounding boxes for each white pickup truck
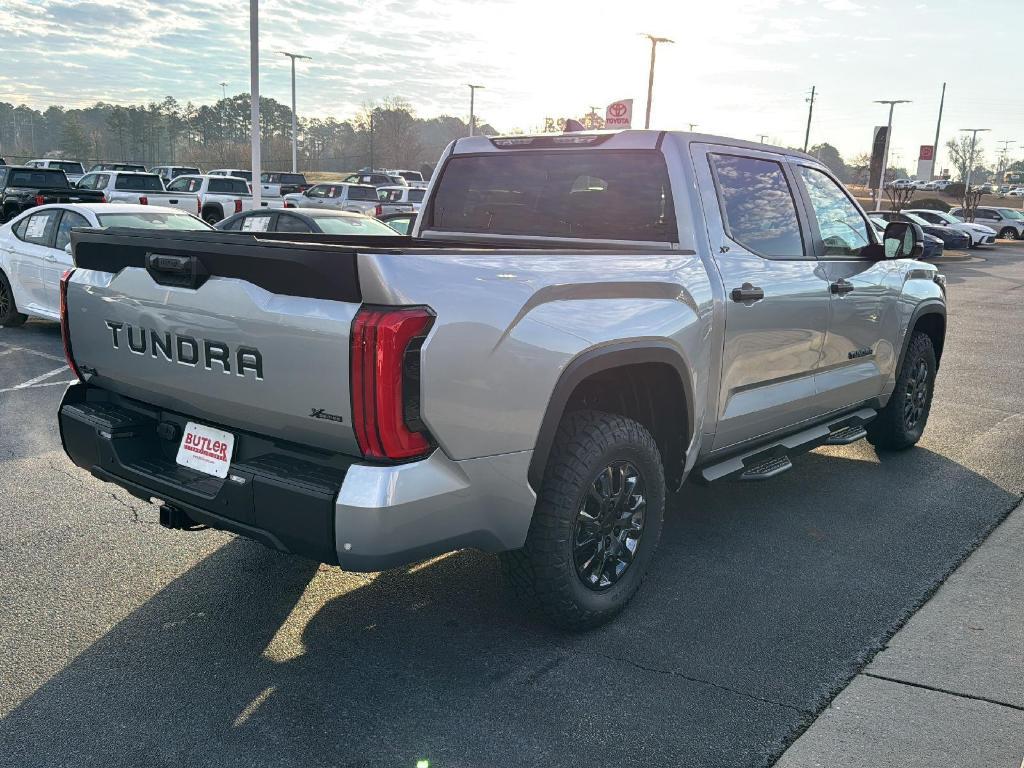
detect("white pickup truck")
[283,183,380,216]
[76,171,202,215]
[166,174,282,224]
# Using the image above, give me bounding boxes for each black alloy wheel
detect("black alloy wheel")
[573,461,647,591]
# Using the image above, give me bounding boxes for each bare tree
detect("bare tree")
[960,187,984,223]
[946,135,984,183]
[885,185,915,212]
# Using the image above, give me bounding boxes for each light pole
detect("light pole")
[467,84,484,136]
[687,123,698,131]
[873,99,910,210]
[960,128,990,190]
[279,51,311,173]
[641,34,673,129]
[219,81,228,139]
[758,134,769,143]
[249,0,261,207]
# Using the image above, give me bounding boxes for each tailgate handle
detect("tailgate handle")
[145,252,209,289]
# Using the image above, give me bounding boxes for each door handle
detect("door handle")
[730,283,764,303]
[830,279,855,296]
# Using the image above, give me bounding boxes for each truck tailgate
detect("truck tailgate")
[67,229,362,455]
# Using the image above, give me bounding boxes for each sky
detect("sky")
[0,0,1021,172]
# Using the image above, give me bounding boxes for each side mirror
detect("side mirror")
[882,221,924,259]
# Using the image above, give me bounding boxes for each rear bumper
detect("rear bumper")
[58,384,536,571]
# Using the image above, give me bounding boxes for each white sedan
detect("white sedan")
[0,203,210,326]
[904,208,998,247]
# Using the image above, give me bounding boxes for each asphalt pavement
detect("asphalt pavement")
[1,244,1022,768]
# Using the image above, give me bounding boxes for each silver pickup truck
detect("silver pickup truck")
[57,130,946,629]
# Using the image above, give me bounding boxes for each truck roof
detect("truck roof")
[454,129,815,161]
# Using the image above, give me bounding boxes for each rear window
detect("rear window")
[9,169,69,188]
[53,161,84,174]
[281,174,306,184]
[114,174,164,191]
[408,189,425,203]
[429,150,677,242]
[209,178,249,194]
[348,186,378,201]
[96,212,210,230]
[399,171,424,182]
[312,215,397,236]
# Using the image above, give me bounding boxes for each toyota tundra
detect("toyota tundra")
[56,130,946,628]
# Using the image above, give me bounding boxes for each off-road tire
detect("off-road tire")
[202,207,223,225]
[0,270,27,327]
[867,331,936,450]
[998,227,1018,241]
[501,410,665,630]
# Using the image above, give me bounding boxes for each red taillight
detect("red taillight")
[59,270,84,382]
[34,195,45,206]
[350,306,434,460]
[196,198,202,215]
[234,199,243,214]
[285,201,295,208]
[99,194,106,203]
[374,204,382,217]
[139,196,148,205]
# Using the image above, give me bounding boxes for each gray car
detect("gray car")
[57,129,946,629]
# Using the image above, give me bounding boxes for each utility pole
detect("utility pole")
[996,139,1015,184]
[873,99,911,210]
[641,34,673,129]
[467,84,484,136]
[931,82,945,179]
[960,127,991,190]
[249,0,261,208]
[803,86,816,152]
[220,81,228,101]
[687,123,698,131]
[280,51,312,173]
[368,110,374,169]
[758,134,769,143]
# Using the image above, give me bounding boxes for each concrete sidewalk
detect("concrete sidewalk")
[775,501,1024,768]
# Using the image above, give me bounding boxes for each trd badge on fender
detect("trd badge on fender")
[848,347,873,360]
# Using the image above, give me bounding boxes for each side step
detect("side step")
[699,407,876,484]
[825,425,868,445]
[739,455,793,481]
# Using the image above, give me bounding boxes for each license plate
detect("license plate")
[175,421,235,478]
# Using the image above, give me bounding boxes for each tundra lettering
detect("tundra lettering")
[105,320,263,380]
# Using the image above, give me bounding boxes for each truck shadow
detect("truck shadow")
[0,445,1019,768]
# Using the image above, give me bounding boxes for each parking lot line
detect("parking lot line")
[0,379,76,394]
[1,366,72,393]
[0,343,66,364]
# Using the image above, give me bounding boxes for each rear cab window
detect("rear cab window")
[208,178,249,194]
[114,174,164,191]
[707,153,804,258]
[348,186,378,201]
[9,169,69,188]
[428,150,677,242]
